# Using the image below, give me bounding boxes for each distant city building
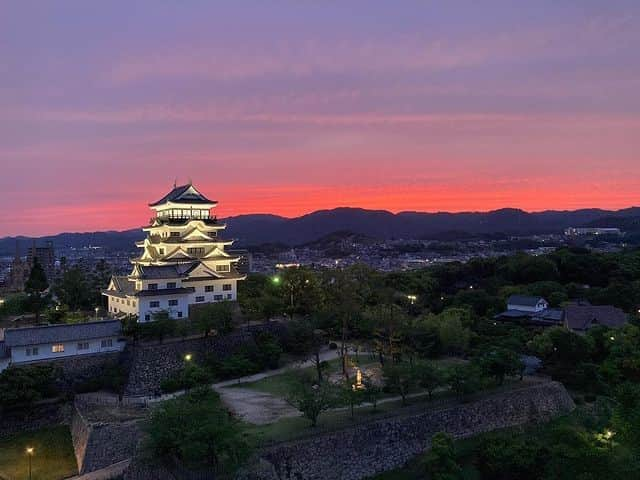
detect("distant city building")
[564,227,623,236]
[0,320,124,372]
[3,241,30,293]
[103,183,246,322]
[27,240,56,282]
[228,249,253,275]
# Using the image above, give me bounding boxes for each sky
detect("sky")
[1,1,639,236]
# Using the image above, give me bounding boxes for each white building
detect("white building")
[103,183,246,322]
[0,320,124,371]
[506,295,549,313]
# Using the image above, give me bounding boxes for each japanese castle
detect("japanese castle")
[103,183,245,322]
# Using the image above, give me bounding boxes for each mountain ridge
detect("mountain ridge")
[2,206,639,255]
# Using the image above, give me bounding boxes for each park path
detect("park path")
[214,346,370,424]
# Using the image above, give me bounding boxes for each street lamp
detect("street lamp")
[272,276,281,285]
[94,306,99,320]
[184,353,192,362]
[406,294,417,305]
[26,447,34,480]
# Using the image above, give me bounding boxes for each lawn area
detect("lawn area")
[0,426,78,480]
[233,356,465,399]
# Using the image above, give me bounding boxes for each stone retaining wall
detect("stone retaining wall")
[71,403,143,475]
[125,323,285,396]
[249,381,574,480]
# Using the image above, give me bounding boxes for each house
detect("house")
[564,304,628,332]
[506,295,549,313]
[495,295,563,326]
[0,320,124,372]
[103,183,246,322]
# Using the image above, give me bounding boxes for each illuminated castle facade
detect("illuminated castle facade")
[103,183,245,322]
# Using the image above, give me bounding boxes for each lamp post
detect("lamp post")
[406,294,417,305]
[94,306,99,320]
[26,447,34,480]
[184,353,192,362]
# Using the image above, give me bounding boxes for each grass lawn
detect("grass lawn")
[233,356,465,399]
[0,426,78,480]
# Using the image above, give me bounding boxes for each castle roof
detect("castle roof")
[149,184,216,207]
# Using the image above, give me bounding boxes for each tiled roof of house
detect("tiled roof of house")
[507,295,546,307]
[4,320,122,348]
[564,304,628,331]
[134,263,199,279]
[149,184,215,206]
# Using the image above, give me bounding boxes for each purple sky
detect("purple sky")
[1,1,639,236]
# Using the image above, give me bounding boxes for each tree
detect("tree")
[142,311,176,343]
[363,374,382,411]
[193,302,234,337]
[146,387,251,472]
[479,348,524,385]
[54,267,92,311]
[422,432,462,480]
[24,258,49,320]
[0,365,60,412]
[383,362,417,405]
[285,318,328,381]
[415,361,446,400]
[341,380,365,418]
[286,377,337,427]
[447,363,483,401]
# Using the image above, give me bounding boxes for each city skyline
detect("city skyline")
[2,1,639,236]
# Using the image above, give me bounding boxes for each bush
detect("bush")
[160,364,213,393]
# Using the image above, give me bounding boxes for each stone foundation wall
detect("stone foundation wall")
[71,403,143,474]
[250,381,574,480]
[125,323,285,396]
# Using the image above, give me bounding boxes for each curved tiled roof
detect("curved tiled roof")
[149,184,216,206]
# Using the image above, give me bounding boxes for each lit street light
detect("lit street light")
[26,447,34,480]
[406,294,417,305]
[94,306,99,320]
[184,353,192,362]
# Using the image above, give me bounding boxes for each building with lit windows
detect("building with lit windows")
[102,183,245,322]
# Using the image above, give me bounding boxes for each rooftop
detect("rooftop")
[4,320,122,348]
[565,304,628,330]
[149,183,216,207]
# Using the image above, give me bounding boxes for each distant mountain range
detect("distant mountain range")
[2,206,640,255]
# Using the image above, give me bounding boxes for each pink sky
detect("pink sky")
[1,1,639,236]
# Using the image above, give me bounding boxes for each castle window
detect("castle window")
[187,247,205,256]
[195,296,205,302]
[26,347,39,356]
[101,339,113,348]
[170,232,180,237]
[216,264,230,272]
[150,301,160,308]
[167,282,176,289]
[52,344,65,353]
[168,299,178,306]
[226,294,232,300]
[177,311,183,318]
[214,295,223,301]
[205,285,214,292]
[77,342,89,350]
[145,314,151,321]
[148,283,158,290]
[223,284,232,291]
[159,248,165,255]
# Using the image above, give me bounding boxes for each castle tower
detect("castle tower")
[103,183,245,322]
